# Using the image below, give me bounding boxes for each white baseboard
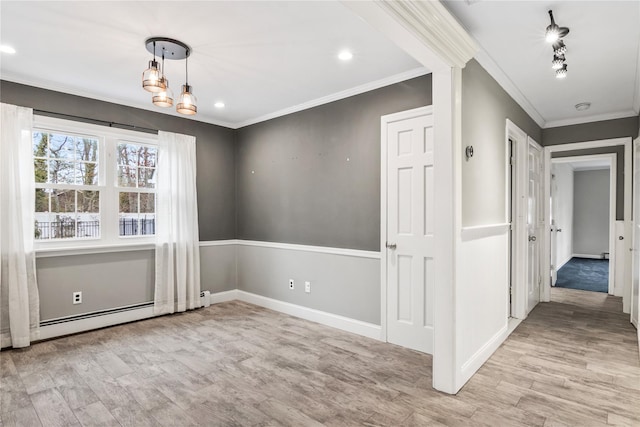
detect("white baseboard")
[556,255,573,270]
[572,253,606,260]
[4,288,380,349]
[235,290,383,341]
[208,289,239,304]
[459,324,509,387]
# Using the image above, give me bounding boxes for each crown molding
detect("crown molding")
[341,1,477,71]
[375,0,477,69]
[3,67,431,130]
[544,110,638,129]
[473,47,546,128]
[235,67,429,128]
[0,73,237,129]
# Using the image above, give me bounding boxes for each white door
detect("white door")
[631,139,640,329]
[550,172,558,286]
[527,138,543,314]
[385,109,434,354]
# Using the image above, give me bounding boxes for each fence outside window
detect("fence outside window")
[35,218,155,239]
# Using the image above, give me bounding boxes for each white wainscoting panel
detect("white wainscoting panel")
[456,227,510,389]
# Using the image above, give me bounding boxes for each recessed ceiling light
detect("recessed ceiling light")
[338,50,353,61]
[214,102,225,108]
[0,45,16,54]
[575,102,591,111]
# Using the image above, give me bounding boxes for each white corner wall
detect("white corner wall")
[456,226,510,387]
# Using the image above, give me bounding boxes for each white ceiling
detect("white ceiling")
[0,1,426,128]
[3,1,638,130]
[443,0,640,128]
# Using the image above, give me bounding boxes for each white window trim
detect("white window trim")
[33,115,158,253]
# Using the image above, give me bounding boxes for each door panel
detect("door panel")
[527,139,542,314]
[386,112,434,354]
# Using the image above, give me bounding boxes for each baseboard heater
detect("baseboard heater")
[40,291,211,329]
[40,302,154,327]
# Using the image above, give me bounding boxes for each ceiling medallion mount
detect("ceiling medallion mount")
[141,37,197,115]
[145,37,190,60]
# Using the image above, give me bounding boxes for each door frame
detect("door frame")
[631,137,640,331]
[550,154,616,294]
[542,137,632,305]
[380,105,434,343]
[506,120,530,319]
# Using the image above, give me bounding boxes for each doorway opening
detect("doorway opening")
[550,154,616,295]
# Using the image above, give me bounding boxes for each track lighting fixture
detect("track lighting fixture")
[142,37,197,115]
[545,11,570,79]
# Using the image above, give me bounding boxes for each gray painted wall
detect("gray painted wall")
[543,116,639,146]
[1,80,237,321]
[573,169,610,256]
[0,81,236,241]
[36,247,236,322]
[37,251,155,320]
[237,245,380,324]
[235,75,432,251]
[461,59,542,227]
[552,147,624,220]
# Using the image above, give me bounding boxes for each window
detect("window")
[117,142,157,237]
[33,116,158,249]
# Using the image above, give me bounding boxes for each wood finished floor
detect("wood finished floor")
[1,288,639,426]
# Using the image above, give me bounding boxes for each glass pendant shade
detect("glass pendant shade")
[152,78,173,107]
[176,85,197,115]
[142,60,166,93]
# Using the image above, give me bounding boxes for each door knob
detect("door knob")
[386,242,397,250]
[528,235,537,242]
[557,228,562,232]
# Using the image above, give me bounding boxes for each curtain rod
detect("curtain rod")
[33,109,158,135]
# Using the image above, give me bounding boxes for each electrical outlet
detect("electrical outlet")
[289,279,295,290]
[72,291,82,305]
[305,281,311,293]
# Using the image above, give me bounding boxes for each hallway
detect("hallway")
[460,287,640,426]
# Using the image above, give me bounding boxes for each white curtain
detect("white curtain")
[154,131,201,314]
[0,103,40,348]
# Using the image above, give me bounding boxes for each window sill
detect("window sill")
[36,243,155,258]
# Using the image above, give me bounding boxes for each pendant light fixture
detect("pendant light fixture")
[141,37,197,115]
[176,53,197,115]
[152,51,174,107]
[142,41,166,93]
